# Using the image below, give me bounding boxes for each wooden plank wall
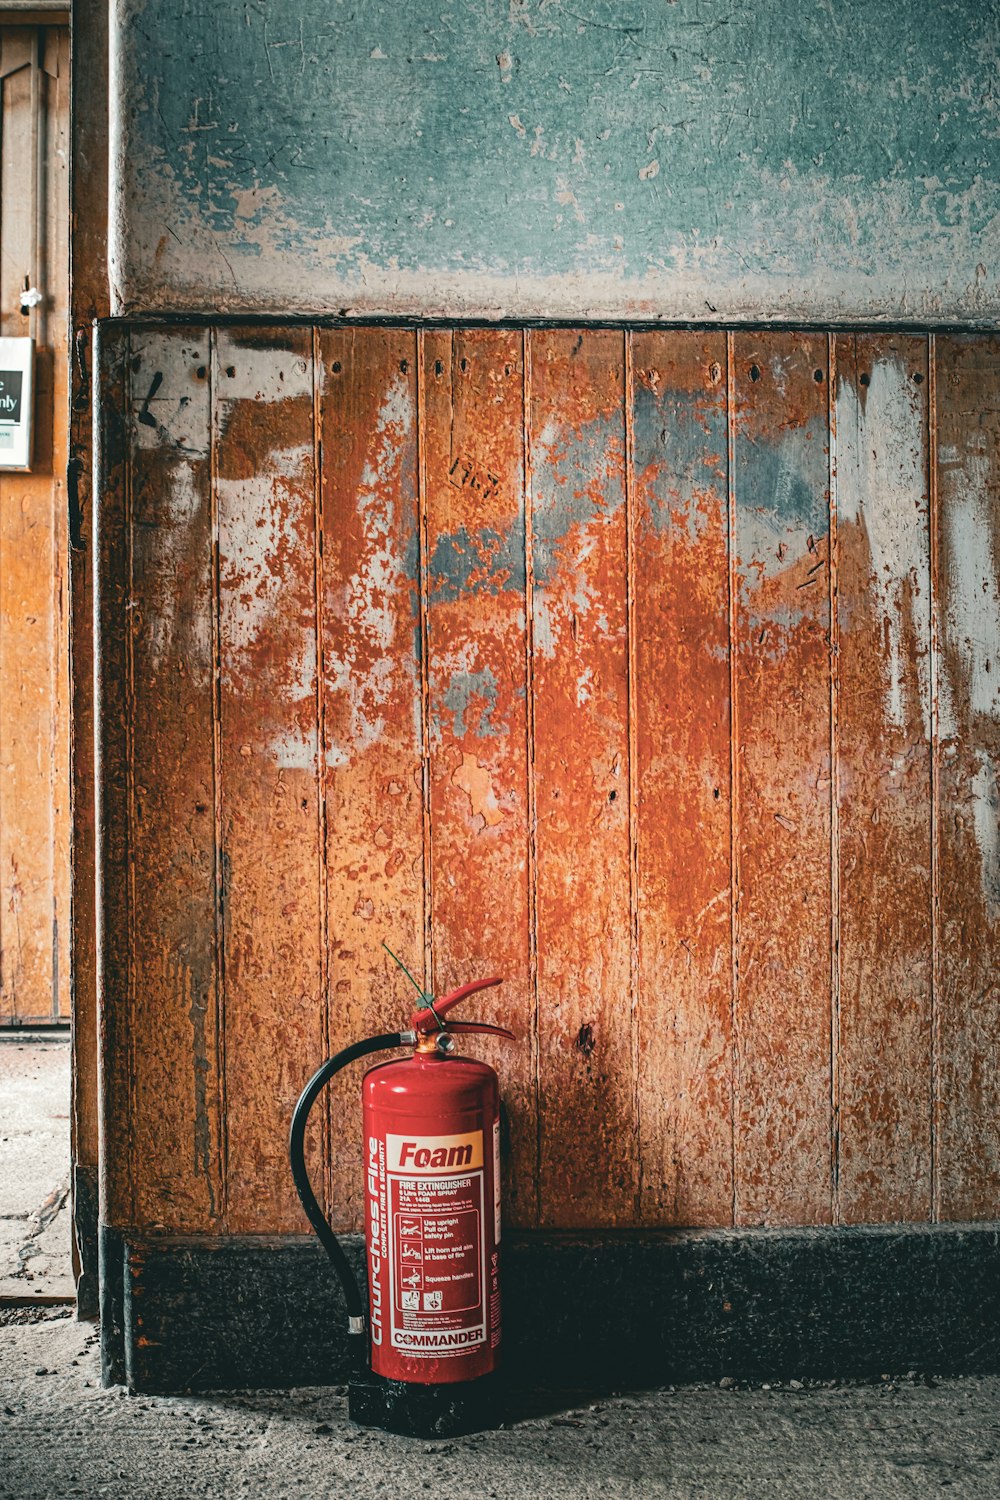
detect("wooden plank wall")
[96,326,1000,1235]
[0,28,70,1023]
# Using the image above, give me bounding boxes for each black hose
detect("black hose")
[289,1032,407,1363]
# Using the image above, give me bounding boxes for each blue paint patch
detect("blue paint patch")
[741,446,817,530]
[435,667,505,740]
[532,411,624,583]
[746,601,812,637]
[429,523,526,602]
[736,418,829,534]
[632,382,726,539]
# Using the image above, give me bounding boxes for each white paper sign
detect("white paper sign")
[0,338,34,471]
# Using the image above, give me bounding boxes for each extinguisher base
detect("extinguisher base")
[348,1369,501,1438]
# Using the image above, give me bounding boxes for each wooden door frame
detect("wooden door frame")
[0,19,71,1031]
[66,0,107,1316]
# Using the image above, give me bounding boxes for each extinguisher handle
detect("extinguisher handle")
[411,975,503,1033]
[444,1019,516,1042]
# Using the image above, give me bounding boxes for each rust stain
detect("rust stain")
[215,327,323,1234]
[320,328,423,1230]
[834,333,933,1225]
[422,328,536,1227]
[632,330,734,1228]
[126,328,222,1231]
[531,328,636,1229]
[731,331,833,1228]
[934,334,1000,1221]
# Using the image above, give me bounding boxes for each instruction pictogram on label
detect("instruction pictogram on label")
[385,1131,486,1355]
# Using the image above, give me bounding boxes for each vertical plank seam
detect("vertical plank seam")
[726,330,740,1228]
[28,31,41,345]
[928,331,940,1224]
[51,43,68,1009]
[312,324,331,1219]
[0,38,6,998]
[49,62,64,1018]
[123,329,138,1224]
[523,328,541,1227]
[0,229,5,1000]
[209,325,228,1226]
[200,329,219,1224]
[828,331,842,1225]
[623,330,642,1219]
[0,386,4,1007]
[50,314,60,1020]
[415,329,434,997]
[0,447,4,1006]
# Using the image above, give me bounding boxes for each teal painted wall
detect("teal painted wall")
[110,0,1000,320]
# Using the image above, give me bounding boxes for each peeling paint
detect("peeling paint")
[632,378,726,541]
[106,325,1000,1238]
[324,374,418,765]
[451,751,506,829]
[935,337,1000,1219]
[110,2,1000,321]
[939,445,1000,737]
[732,412,830,652]
[437,663,503,741]
[533,412,625,583]
[428,523,525,602]
[134,459,213,684]
[972,753,1000,921]
[837,357,931,736]
[216,457,313,673]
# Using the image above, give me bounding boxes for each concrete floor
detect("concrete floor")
[0,1035,73,1300]
[2,1308,1000,1499]
[3,1040,1000,1497]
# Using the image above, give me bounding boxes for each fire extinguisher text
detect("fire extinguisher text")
[367,1135,385,1345]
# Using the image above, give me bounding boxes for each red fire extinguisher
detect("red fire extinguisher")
[289,964,513,1437]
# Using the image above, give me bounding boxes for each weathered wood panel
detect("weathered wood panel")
[632,331,733,1226]
[318,327,423,1232]
[731,332,833,1226]
[128,330,222,1229]
[96,324,1000,1237]
[46,32,71,1024]
[94,325,133,1230]
[530,329,635,1227]
[0,28,70,1024]
[215,329,324,1233]
[835,334,932,1223]
[935,336,1000,1221]
[422,328,536,1227]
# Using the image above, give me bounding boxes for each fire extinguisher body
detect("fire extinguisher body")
[289,965,512,1435]
[363,1051,501,1386]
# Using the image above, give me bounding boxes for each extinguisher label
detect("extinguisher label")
[385,1131,483,1174]
[493,1117,501,1244]
[384,1129,486,1355]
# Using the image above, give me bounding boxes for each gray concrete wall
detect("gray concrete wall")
[109,0,1000,323]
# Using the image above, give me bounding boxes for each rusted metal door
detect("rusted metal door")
[0,23,70,1025]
